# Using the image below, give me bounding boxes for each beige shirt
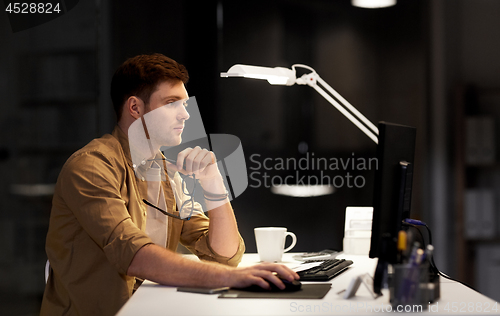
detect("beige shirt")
[41,126,244,316]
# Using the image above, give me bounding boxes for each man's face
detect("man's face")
[143,80,190,147]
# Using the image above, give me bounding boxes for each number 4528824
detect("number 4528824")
[5,3,61,14]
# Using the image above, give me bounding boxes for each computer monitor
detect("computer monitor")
[369,122,416,264]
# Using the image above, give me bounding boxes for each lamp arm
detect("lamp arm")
[311,82,379,144]
[295,69,379,144]
[316,76,379,136]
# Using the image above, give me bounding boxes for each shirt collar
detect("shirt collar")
[112,125,134,168]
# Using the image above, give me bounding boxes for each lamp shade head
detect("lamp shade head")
[221,64,296,86]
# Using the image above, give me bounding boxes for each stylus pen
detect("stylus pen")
[177,287,230,294]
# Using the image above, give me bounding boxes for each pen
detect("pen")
[405,249,424,301]
[397,230,407,263]
[424,245,434,262]
[424,244,437,275]
[407,242,420,266]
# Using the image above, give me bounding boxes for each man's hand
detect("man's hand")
[226,263,300,290]
[166,146,220,182]
[166,146,227,200]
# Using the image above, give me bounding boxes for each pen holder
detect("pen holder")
[389,262,440,310]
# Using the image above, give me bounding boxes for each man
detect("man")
[41,53,298,316]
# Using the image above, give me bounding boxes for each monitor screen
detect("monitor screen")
[369,121,416,264]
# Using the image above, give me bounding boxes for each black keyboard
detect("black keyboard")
[297,259,353,281]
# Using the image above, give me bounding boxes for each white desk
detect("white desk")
[117,253,499,315]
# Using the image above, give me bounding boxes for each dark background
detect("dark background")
[1,0,500,314]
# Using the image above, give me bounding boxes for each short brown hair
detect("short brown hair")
[110,53,189,120]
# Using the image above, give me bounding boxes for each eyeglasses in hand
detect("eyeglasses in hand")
[142,171,197,221]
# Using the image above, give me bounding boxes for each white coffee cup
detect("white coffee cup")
[254,227,297,262]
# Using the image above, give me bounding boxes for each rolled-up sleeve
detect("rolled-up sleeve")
[59,150,153,275]
[179,203,245,267]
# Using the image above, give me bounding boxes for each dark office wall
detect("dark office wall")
[458,0,500,86]
[452,0,500,296]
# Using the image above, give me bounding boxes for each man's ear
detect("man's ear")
[125,96,144,120]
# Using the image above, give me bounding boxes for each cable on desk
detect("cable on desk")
[402,219,477,292]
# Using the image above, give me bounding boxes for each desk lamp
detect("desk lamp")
[221,64,378,197]
[221,64,379,144]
